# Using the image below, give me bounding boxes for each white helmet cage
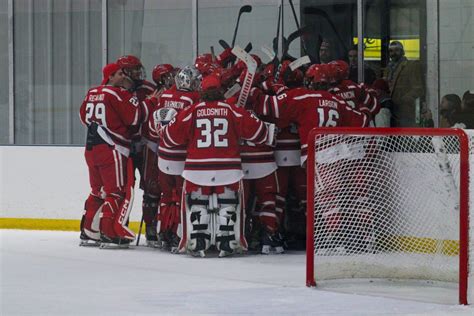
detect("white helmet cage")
[175,65,202,91]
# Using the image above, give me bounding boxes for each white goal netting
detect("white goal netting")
[307,128,473,304]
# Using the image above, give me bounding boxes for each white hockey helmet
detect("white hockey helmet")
[175,65,202,91]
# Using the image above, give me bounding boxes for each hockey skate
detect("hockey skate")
[98,217,132,249]
[145,224,160,248]
[245,221,262,252]
[168,231,181,254]
[187,237,208,257]
[217,241,235,258]
[79,231,100,247]
[261,231,285,255]
[158,232,169,250]
[99,235,132,249]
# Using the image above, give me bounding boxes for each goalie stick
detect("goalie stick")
[231,46,257,108]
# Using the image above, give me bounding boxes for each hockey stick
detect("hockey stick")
[232,46,257,107]
[136,215,144,246]
[282,25,316,62]
[289,55,311,71]
[244,42,253,53]
[288,0,308,56]
[224,83,241,99]
[210,46,216,62]
[277,55,311,85]
[219,39,231,50]
[231,5,253,48]
[270,5,282,76]
[261,45,276,61]
[303,7,349,55]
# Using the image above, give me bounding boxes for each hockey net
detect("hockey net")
[306,128,473,305]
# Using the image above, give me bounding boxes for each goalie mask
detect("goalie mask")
[117,55,146,82]
[175,65,202,91]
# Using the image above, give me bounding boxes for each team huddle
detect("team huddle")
[79,48,380,257]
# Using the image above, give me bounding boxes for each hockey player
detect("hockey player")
[328,61,380,119]
[240,128,280,255]
[233,59,282,254]
[250,63,370,166]
[253,64,373,254]
[117,55,156,101]
[158,74,275,257]
[79,63,147,247]
[154,66,201,251]
[269,60,308,250]
[134,64,177,247]
[152,63,177,90]
[117,55,159,246]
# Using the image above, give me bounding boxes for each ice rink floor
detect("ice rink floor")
[1,230,473,315]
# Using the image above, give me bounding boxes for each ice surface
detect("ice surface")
[1,230,473,315]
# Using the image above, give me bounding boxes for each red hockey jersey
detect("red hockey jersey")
[254,87,369,164]
[329,80,379,116]
[79,85,145,156]
[135,80,156,102]
[160,100,269,186]
[155,89,201,175]
[240,142,277,180]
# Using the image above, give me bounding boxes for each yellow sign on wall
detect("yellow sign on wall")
[353,38,420,60]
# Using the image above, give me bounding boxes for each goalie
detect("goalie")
[157,74,275,257]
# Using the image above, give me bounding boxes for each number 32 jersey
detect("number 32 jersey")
[160,100,269,186]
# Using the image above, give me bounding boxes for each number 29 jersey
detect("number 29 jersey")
[160,100,269,186]
[79,85,143,157]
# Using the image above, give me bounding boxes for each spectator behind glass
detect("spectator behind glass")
[348,46,376,85]
[319,39,335,64]
[384,41,424,127]
[440,94,463,127]
[459,90,474,128]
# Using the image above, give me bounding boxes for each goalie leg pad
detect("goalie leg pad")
[82,194,103,241]
[100,196,120,242]
[186,199,211,254]
[113,196,135,241]
[100,193,135,243]
[216,205,238,255]
[215,187,243,256]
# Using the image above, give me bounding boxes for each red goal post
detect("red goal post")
[305,127,472,305]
